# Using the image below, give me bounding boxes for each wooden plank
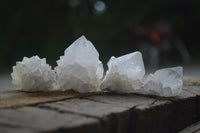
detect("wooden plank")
[167,85,200,132]
[85,94,173,133]
[85,86,200,133]
[132,100,173,133]
[133,85,200,132]
[183,85,200,117]
[39,98,132,133]
[0,76,199,133]
[1,84,199,133]
[171,97,199,132]
[41,98,128,118]
[84,93,159,108]
[184,85,200,95]
[183,76,200,85]
[40,95,174,133]
[0,107,101,133]
[179,121,200,133]
[0,89,99,109]
[0,126,36,133]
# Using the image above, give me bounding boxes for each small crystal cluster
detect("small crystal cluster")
[55,36,103,93]
[143,67,183,97]
[101,52,183,97]
[11,56,56,91]
[11,35,183,97]
[101,52,145,93]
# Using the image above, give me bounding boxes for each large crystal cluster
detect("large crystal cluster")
[55,36,103,93]
[143,67,183,97]
[101,51,145,93]
[11,56,56,91]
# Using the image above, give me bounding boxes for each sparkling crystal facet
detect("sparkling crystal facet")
[11,56,56,91]
[101,51,145,93]
[55,35,103,93]
[143,67,183,97]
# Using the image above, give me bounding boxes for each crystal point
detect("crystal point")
[11,56,56,91]
[143,67,183,97]
[55,36,104,93]
[101,51,145,93]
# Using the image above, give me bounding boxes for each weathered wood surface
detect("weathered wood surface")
[0,89,98,109]
[0,76,200,133]
[0,107,100,133]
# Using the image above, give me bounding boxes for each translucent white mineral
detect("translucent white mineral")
[55,35,104,93]
[143,67,183,97]
[101,51,145,93]
[11,56,57,91]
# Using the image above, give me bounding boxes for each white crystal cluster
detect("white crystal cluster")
[11,56,56,91]
[11,35,183,97]
[101,51,183,96]
[55,36,103,93]
[143,67,183,97]
[101,52,145,93]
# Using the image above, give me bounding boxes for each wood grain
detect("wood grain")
[0,89,100,109]
[0,76,199,133]
[0,107,100,133]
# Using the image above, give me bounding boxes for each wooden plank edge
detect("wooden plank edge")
[0,89,106,109]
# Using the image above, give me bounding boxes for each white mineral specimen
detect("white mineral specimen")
[143,67,183,97]
[11,56,56,91]
[55,35,104,93]
[100,51,145,93]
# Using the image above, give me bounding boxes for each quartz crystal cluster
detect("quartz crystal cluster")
[55,36,103,93]
[101,52,145,93]
[11,35,183,97]
[143,67,183,97]
[11,56,56,91]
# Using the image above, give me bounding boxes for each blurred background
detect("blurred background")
[0,0,200,89]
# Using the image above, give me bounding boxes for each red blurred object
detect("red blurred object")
[148,30,162,49]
